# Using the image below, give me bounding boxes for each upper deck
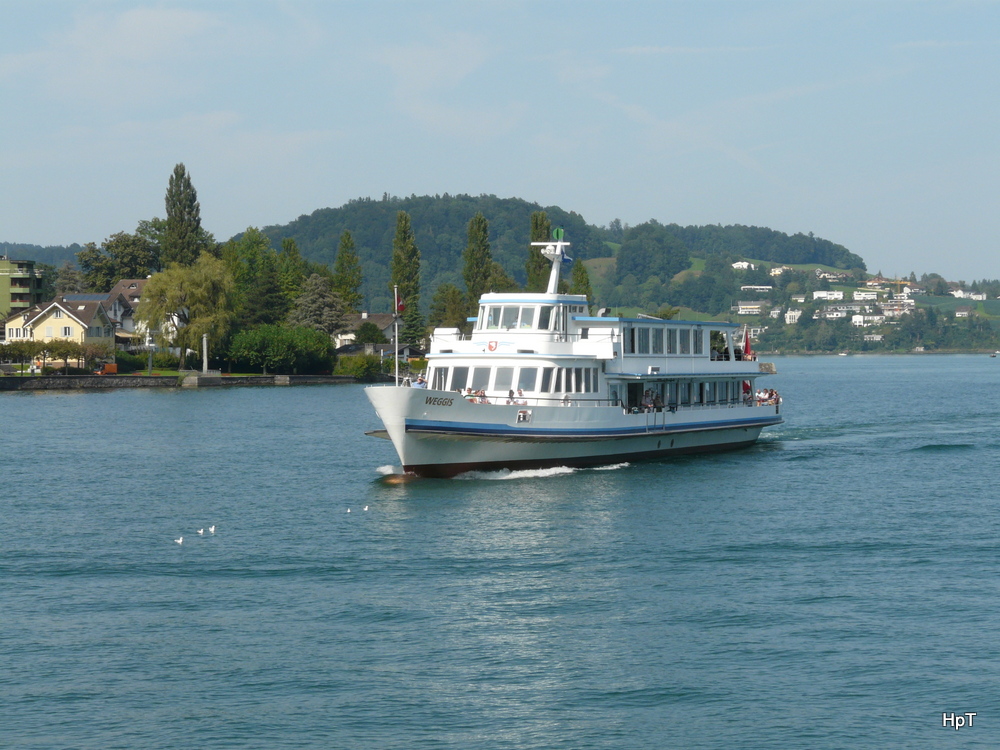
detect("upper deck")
[428,291,767,378]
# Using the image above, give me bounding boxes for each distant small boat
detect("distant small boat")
[838,352,848,356]
[992,352,998,358]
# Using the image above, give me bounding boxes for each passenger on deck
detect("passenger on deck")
[412,375,427,389]
[641,390,654,412]
[516,388,527,405]
[506,389,515,405]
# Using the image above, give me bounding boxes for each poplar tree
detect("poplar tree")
[525,211,551,292]
[462,212,492,313]
[162,163,211,266]
[569,258,594,311]
[332,230,364,313]
[278,238,309,301]
[390,211,424,344]
[390,211,420,307]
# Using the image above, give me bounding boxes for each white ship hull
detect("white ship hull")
[367,386,782,477]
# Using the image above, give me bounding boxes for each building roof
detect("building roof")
[343,313,396,332]
[107,278,149,308]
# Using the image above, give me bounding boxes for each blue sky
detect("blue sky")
[1,1,998,281]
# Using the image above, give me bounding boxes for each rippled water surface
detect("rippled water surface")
[3,355,1000,748]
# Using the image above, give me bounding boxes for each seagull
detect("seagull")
[364,506,369,511]
[175,536,183,545]
[347,508,351,513]
[209,525,215,534]
[197,528,204,535]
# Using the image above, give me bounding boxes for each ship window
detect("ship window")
[583,368,591,392]
[451,367,469,391]
[432,367,447,390]
[624,326,634,354]
[471,367,490,390]
[501,307,519,329]
[592,368,599,391]
[486,307,502,329]
[652,328,664,354]
[637,328,650,354]
[572,368,582,392]
[494,367,514,391]
[679,382,691,405]
[517,367,537,392]
[694,382,704,404]
[693,329,704,354]
[667,329,677,354]
[555,368,565,392]
[540,367,553,392]
[477,307,486,330]
[679,329,691,354]
[705,381,716,403]
[520,307,535,328]
[538,306,553,330]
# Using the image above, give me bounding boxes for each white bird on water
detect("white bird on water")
[209,525,215,534]
[364,506,369,511]
[197,528,204,535]
[175,536,183,545]
[347,508,351,513]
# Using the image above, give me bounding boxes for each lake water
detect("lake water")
[3,355,1000,748]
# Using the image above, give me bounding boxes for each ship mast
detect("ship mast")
[530,228,572,294]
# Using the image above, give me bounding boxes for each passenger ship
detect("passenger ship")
[366,235,782,477]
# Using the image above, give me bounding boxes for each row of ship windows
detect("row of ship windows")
[611,380,749,408]
[624,327,705,355]
[429,365,602,394]
[479,304,587,332]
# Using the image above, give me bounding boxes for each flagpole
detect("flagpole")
[393,284,399,386]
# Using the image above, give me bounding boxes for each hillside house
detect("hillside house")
[336,312,397,348]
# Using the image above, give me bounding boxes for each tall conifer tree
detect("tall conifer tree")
[390,211,423,342]
[462,212,492,313]
[569,259,594,311]
[525,211,551,292]
[332,230,364,313]
[390,211,421,308]
[162,164,211,266]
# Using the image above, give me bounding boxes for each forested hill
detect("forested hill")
[3,194,866,315]
[259,194,610,313]
[0,242,83,267]
[260,193,865,312]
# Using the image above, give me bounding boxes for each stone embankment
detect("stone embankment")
[0,374,359,391]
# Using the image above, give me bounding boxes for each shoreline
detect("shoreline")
[0,373,367,391]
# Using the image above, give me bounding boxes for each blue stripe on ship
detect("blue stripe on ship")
[405,415,783,439]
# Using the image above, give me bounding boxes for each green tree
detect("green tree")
[162,163,213,266]
[277,238,309,302]
[136,217,167,269]
[77,232,158,291]
[428,283,469,329]
[390,211,420,309]
[54,261,86,295]
[354,320,389,344]
[229,325,334,375]
[332,230,364,313]
[286,273,345,336]
[246,250,288,326]
[135,252,237,370]
[525,211,551,292]
[569,258,594,309]
[400,304,426,345]
[463,212,492,311]
[487,261,519,293]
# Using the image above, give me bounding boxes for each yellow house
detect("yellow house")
[5,299,114,345]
